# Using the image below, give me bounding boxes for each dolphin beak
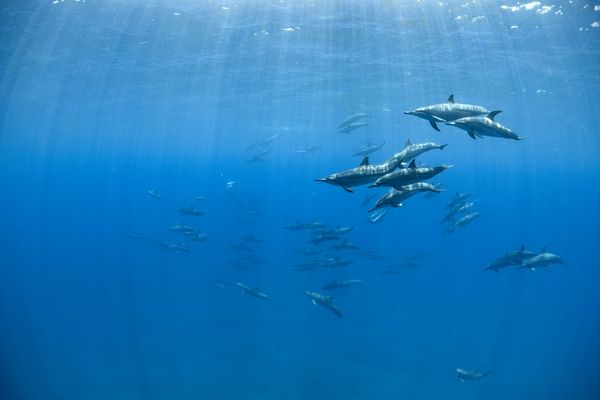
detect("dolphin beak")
[404,111,414,115]
[315,178,329,183]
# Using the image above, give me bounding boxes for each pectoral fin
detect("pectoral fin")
[429,120,440,132]
[312,299,317,306]
[467,131,477,140]
[343,186,354,193]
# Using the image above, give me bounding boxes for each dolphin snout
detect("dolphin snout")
[404,111,415,115]
[315,178,329,183]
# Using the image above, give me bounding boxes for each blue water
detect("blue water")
[1,1,600,399]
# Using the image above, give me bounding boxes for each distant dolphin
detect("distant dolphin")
[353,141,386,157]
[455,368,490,382]
[519,247,564,271]
[304,291,343,318]
[405,95,489,131]
[484,246,536,273]
[369,182,441,212]
[316,154,404,193]
[338,112,372,129]
[321,279,364,291]
[146,190,165,201]
[444,212,481,233]
[337,122,369,134]
[179,206,204,216]
[447,192,472,209]
[235,282,272,300]
[369,160,452,189]
[446,111,523,140]
[387,139,448,164]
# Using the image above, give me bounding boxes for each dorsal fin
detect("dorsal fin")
[448,94,455,103]
[404,138,412,148]
[359,156,370,166]
[487,110,502,120]
[408,159,417,169]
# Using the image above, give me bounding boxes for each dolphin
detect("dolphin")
[316,154,404,193]
[246,147,273,163]
[235,282,272,300]
[321,279,364,291]
[292,145,321,155]
[369,160,452,189]
[444,212,481,233]
[483,246,536,273]
[178,206,204,216]
[286,221,310,231]
[337,122,369,134]
[447,192,472,209]
[146,190,165,201]
[170,222,197,234]
[338,112,372,129]
[519,247,564,271]
[304,291,343,318]
[353,141,386,157]
[404,95,489,131]
[445,111,523,140]
[455,368,490,382]
[387,139,448,164]
[369,182,441,212]
[246,134,279,150]
[441,199,471,224]
[330,240,361,251]
[211,279,230,290]
[185,232,208,242]
[309,234,340,245]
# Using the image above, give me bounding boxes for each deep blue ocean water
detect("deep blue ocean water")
[1,1,600,399]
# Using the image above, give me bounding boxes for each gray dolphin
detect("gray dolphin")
[444,212,481,233]
[146,190,165,201]
[446,111,523,140]
[519,247,564,271]
[369,182,441,212]
[455,368,490,382]
[179,206,204,216]
[404,95,489,131]
[338,112,372,129]
[447,192,472,209]
[235,282,272,300]
[387,139,448,164]
[321,279,364,291]
[353,141,386,157]
[304,291,343,318]
[337,122,369,134]
[316,154,404,193]
[483,246,536,273]
[330,240,361,251]
[369,160,452,189]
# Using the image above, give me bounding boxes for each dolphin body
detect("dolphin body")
[321,279,364,291]
[353,141,386,157]
[519,248,564,271]
[446,111,523,140]
[447,192,472,209]
[235,282,272,300]
[444,212,481,233]
[369,182,441,212]
[404,95,489,132]
[338,122,369,134]
[331,240,361,251]
[304,291,343,318]
[390,139,448,164]
[338,112,372,129]
[369,160,452,189]
[316,154,404,193]
[483,246,537,273]
[179,206,204,216]
[455,368,490,382]
[147,190,165,201]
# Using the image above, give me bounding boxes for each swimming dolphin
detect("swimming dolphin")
[235,282,272,300]
[246,147,273,163]
[178,206,204,216]
[170,222,197,234]
[447,192,472,209]
[292,145,321,155]
[246,134,279,150]
[309,234,340,245]
[369,160,452,189]
[483,246,537,273]
[316,154,404,193]
[444,212,481,233]
[388,139,448,164]
[445,111,523,140]
[404,95,489,131]
[441,199,473,224]
[338,112,372,129]
[330,240,361,251]
[519,247,564,271]
[353,141,386,157]
[304,291,343,318]
[337,122,369,134]
[146,190,165,201]
[369,182,441,212]
[455,368,490,382]
[185,231,208,242]
[321,279,364,291]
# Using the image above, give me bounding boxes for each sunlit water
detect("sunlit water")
[1,1,599,399]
